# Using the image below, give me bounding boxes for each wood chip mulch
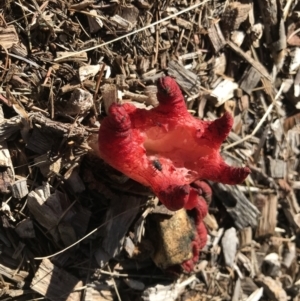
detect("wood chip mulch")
[0,0,299,300]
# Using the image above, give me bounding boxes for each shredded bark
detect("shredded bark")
[0,0,299,300]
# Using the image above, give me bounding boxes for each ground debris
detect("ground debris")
[0,0,299,300]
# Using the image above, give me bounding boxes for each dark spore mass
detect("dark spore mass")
[152,159,162,171]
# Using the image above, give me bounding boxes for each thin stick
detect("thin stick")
[94,63,106,102]
[153,10,160,65]
[17,0,32,50]
[283,0,294,21]
[93,63,106,118]
[54,0,209,62]
[75,16,90,39]
[223,83,285,151]
[108,265,122,301]
[49,78,54,119]
[287,27,300,43]
[97,269,171,280]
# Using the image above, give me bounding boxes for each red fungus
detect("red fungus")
[98,76,250,209]
[98,76,250,271]
[181,181,211,272]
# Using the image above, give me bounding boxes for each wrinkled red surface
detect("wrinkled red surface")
[98,76,250,271]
